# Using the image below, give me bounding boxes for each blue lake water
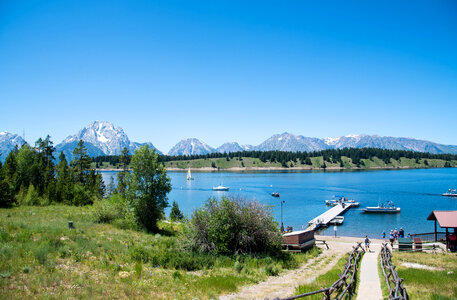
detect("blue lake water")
[101,168,457,238]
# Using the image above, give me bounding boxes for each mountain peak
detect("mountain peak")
[55,121,161,160]
[168,138,215,156]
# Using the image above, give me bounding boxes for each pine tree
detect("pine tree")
[71,140,92,184]
[56,152,73,204]
[169,200,184,222]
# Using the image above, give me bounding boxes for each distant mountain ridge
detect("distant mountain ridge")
[167,132,457,156]
[2,122,457,162]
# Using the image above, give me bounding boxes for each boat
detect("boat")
[186,168,194,180]
[325,195,359,207]
[329,216,344,225]
[212,185,229,191]
[362,201,400,213]
[272,192,280,197]
[442,189,457,197]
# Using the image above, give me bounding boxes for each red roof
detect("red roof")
[427,211,457,228]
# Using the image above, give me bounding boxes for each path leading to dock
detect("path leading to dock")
[219,238,356,300]
[356,243,383,300]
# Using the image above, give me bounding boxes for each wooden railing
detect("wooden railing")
[380,243,409,300]
[279,242,365,300]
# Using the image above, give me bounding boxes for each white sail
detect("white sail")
[187,168,193,180]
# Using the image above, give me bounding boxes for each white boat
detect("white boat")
[442,189,457,197]
[325,195,359,207]
[186,168,194,180]
[329,216,344,225]
[362,201,400,213]
[212,185,229,191]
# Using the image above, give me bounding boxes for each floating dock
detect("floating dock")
[307,203,356,230]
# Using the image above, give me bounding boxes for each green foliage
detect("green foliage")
[126,145,171,232]
[169,200,184,222]
[186,196,282,255]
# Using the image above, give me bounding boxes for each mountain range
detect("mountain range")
[1,121,457,162]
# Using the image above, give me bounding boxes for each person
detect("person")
[399,227,404,238]
[364,235,370,252]
[389,230,394,247]
[382,230,386,241]
[394,229,398,241]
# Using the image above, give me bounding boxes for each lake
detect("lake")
[101,168,457,238]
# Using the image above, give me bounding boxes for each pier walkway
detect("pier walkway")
[308,203,355,229]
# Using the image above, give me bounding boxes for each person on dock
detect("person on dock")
[382,230,386,241]
[394,228,398,241]
[389,230,394,247]
[364,235,370,252]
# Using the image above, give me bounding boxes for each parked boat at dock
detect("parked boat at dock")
[329,216,344,225]
[325,195,359,207]
[442,189,457,197]
[362,201,400,213]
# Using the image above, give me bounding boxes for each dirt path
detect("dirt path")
[219,237,360,300]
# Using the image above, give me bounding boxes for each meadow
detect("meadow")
[0,205,320,299]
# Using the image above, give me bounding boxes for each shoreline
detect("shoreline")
[94,166,450,172]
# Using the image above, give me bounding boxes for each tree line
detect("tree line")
[93,147,457,168]
[0,137,104,208]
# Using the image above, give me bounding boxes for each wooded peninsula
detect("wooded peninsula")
[93,148,457,171]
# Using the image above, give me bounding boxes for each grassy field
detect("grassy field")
[391,251,457,299]
[0,205,321,299]
[294,252,362,300]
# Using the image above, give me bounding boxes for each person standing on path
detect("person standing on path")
[364,235,370,252]
[389,230,394,247]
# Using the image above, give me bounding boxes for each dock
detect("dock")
[307,203,356,230]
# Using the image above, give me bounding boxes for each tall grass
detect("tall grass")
[392,252,457,299]
[0,205,321,299]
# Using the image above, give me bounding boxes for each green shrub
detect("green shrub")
[185,196,282,255]
[234,261,243,273]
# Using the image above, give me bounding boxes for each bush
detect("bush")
[93,194,128,223]
[185,196,282,255]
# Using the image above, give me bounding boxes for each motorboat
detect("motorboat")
[272,192,280,197]
[442,189,457,197]
[362,201,400,213]
[329,216,344,225]
[212,185,229,191]
[325,195,359,207]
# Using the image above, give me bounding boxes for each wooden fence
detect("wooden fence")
[380,243,409,300]
[279,242,365,300]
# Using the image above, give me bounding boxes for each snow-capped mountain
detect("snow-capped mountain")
[168,138,216,156]
[216,142,253,153]
[55,121,161,160]
[0,132,26,162]
[255,132,329,152]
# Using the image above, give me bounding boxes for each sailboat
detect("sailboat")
[187,168,194,180]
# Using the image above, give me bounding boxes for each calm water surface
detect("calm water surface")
[101,168,457,238]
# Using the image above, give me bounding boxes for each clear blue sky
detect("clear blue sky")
[1,0,456,153]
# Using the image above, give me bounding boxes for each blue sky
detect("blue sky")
[1,0,456,153]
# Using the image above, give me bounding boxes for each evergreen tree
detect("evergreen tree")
[56,152,73,204]
[169,200,184,222]
[115,147,130,196]
[71,140,92,184]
